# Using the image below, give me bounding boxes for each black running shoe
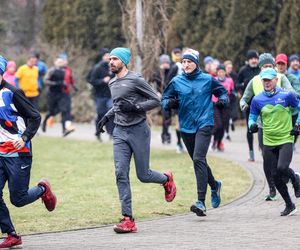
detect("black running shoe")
[280,203,297,216]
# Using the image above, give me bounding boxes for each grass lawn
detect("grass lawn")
[3,136,251,235]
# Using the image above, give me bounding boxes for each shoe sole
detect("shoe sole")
[63,129,75,137]
[39,179,57,212]
[190,205,206,217]
[265,196,277,201]
[281,207,297,216]
[113,227,137,233]
[10,245,23,249]
[287,207,297,216]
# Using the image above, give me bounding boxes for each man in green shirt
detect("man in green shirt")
[248,68,300,216]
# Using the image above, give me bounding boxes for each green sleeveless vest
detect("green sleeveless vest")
[252,73,282,96]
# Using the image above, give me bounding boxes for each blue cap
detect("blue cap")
[58,53,68,60]
[259,68,277,80]
[0,55,7,76]
[110,47,131,65]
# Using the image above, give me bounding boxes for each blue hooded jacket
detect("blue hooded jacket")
[161,69,228,133]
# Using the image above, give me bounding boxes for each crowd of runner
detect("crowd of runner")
[0,46,300,247]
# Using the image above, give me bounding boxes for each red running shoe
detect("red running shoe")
[0,235,22,249]
[38,178,57,212]
[163,171,176,202]
[113,217,137,233]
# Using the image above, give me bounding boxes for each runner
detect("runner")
[3,61,17,86]
[151,54,172,144]
[0,55,57,248]
[162,49,227,216]
[288,54,300,81]
[212,64,234,151]
[87,48,114,141]
[275,53,300,147]
[237,50,260,161]
[97,47,176,233]
[240,53,296,201]
[248,68,300,216]
[15,54,39,109]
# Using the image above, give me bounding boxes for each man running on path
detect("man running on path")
[0,55,57,249]
[237,50,260,161]
[98,47,176,234]
[240,53,296,201]
[248,68,300,216]
[162,49,227,217]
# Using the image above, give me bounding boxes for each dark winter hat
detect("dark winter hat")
[182,49,200,67]
[31,51,40,59]
[258,53,275,68]
[289,54,299,62]
[203,56,214,65]
[0,55,7,76]
[246,50,259,60]
[110,47,131,66]
[159,54,171,65]
[217,64,226,72]
[99,48,110,59]
[172,48,181,54]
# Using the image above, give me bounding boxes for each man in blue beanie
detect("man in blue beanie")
[162,48,227,217]
[97,47,176,233]
[0,55,57,248]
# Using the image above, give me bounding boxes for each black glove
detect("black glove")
[290,122,300,136]
[215,99,226,109]
[168,98,179,109]
[97,116,109,133]
[119,100,143,113]
[249,123,258,133]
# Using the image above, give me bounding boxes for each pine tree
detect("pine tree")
[213,0,280,66]
[168,0,208,50]
[42,0,124,50]
[276,0,300,55]
[95,0,125,48]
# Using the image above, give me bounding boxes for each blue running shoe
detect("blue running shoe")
[190,201,206,216]
[211,180,222,208]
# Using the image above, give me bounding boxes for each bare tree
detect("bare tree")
[119,0,170,81]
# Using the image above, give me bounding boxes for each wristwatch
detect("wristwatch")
[21,134,29,143]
